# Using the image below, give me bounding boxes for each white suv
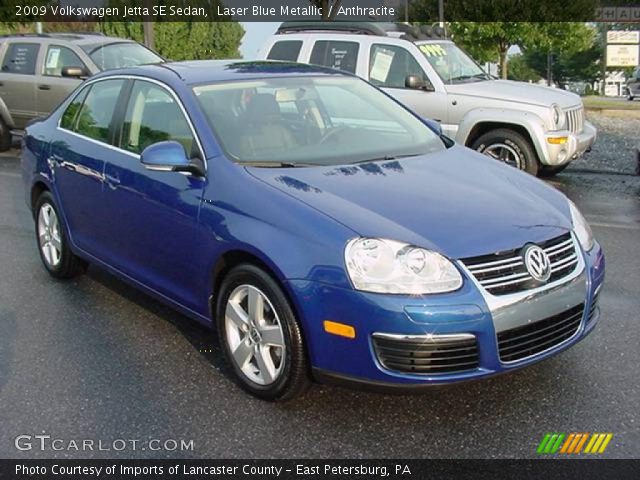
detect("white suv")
[258,22,597,177]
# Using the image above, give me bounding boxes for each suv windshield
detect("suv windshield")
[193,75,446,167]
[84,42,162,71]
[417,42,490,85]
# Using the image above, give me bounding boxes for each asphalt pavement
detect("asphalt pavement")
[0,151,638,459]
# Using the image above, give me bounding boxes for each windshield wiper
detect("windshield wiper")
[353,153,422,164]
[239,161,316,168]
[450,73,490,83]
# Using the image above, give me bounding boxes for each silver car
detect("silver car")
[0,32,163,151]
[259,22,597,177]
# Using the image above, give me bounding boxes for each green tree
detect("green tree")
[101,22,244,60]
[507,54,542,82]
[520,23,600,86]
[449,22,539,79]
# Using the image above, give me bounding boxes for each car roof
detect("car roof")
[0,33,135,46]
[100,60,351,85]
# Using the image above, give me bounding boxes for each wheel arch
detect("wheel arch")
[457,109,550,165]
[30,181,50,217]
[209,248,314,369]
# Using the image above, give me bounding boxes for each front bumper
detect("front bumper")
[287,241,605,389]
[544,121,597,166]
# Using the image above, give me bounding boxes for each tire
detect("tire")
[216,264,310,401]
[34,191,87,279]
[471,128,540,176]
[539,163,570,177]
[0,117,11,152]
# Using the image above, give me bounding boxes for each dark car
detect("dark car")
[0,32,163,151]
[627,66,640,101]
[22,61,604,401]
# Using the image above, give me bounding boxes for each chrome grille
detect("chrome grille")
[565,106,584,134]
[497,304,584,362]
[462,233,579,296]
[372,334,479,375]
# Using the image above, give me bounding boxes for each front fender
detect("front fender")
[456,108,550,164]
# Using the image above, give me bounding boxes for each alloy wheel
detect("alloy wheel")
[482,143,524,170]
[224,284,286,386]
[38,204,62,268]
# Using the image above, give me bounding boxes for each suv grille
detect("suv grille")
[566,106,584,134]
[461,233,579,296]
[497,304,584,362]
[373,334,479,375]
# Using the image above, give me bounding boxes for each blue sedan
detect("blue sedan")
[22,61,605,400]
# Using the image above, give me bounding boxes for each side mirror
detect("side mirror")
[61,66,89,79]
[405,74,435,92]
[141,141,204,176]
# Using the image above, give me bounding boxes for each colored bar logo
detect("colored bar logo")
[537,433,613,454]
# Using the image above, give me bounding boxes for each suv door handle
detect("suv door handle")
[38,84,51,90]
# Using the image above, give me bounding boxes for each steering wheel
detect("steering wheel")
[318,126,352,145]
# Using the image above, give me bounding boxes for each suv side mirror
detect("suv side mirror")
[405,74,434,92]
[141,141,204,176]
[61,66,89,79]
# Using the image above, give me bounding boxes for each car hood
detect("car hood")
[246,146,573,259]
[448,79,582,109]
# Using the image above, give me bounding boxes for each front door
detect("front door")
[37,44,85,116]
[101,79,207,312]
[367,43,450,134]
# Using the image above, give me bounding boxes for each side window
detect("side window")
[309,40,359,73]
[120,81,195,156]
[74,79,125,144]
[60,86,90,130]
[267,41,303,61]
[43,46,86,77]
[1,43,39,75]
[369,44,427,88]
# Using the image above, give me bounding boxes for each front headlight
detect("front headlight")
[568,200,594,251]
[551,104,565,129]
[345,238,463,294]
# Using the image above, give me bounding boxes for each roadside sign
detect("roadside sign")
[606,44,639,67]
[607,31,640,44]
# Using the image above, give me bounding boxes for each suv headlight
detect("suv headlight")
[568,200,594,251]
[345,238,463,294]
[551,104,565,129]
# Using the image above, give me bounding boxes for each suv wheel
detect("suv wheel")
[0,117,11,152]
[34,191,87,278]
[216,264,310,401]
[471,128,540,176]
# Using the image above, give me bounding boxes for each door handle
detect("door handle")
[105,174,121,190]
[38,84,51,90]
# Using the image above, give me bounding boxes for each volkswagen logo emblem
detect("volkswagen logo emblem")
[522,245,551,282]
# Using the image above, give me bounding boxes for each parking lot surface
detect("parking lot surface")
[1,150,639,459]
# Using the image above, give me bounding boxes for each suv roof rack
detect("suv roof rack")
[276,22,447,40]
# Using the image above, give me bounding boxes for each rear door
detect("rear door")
[0,41,41,128]
[51,78,127,255]
[37,44,86,116]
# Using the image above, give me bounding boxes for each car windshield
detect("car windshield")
[193,75,446,167]
[85,42,162,71]
[417,42,491,85]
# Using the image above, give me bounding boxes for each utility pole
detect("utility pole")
[35,22,42,34]
[438,0,444,27]
[143,0,155,50]
[547,52,552,86]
